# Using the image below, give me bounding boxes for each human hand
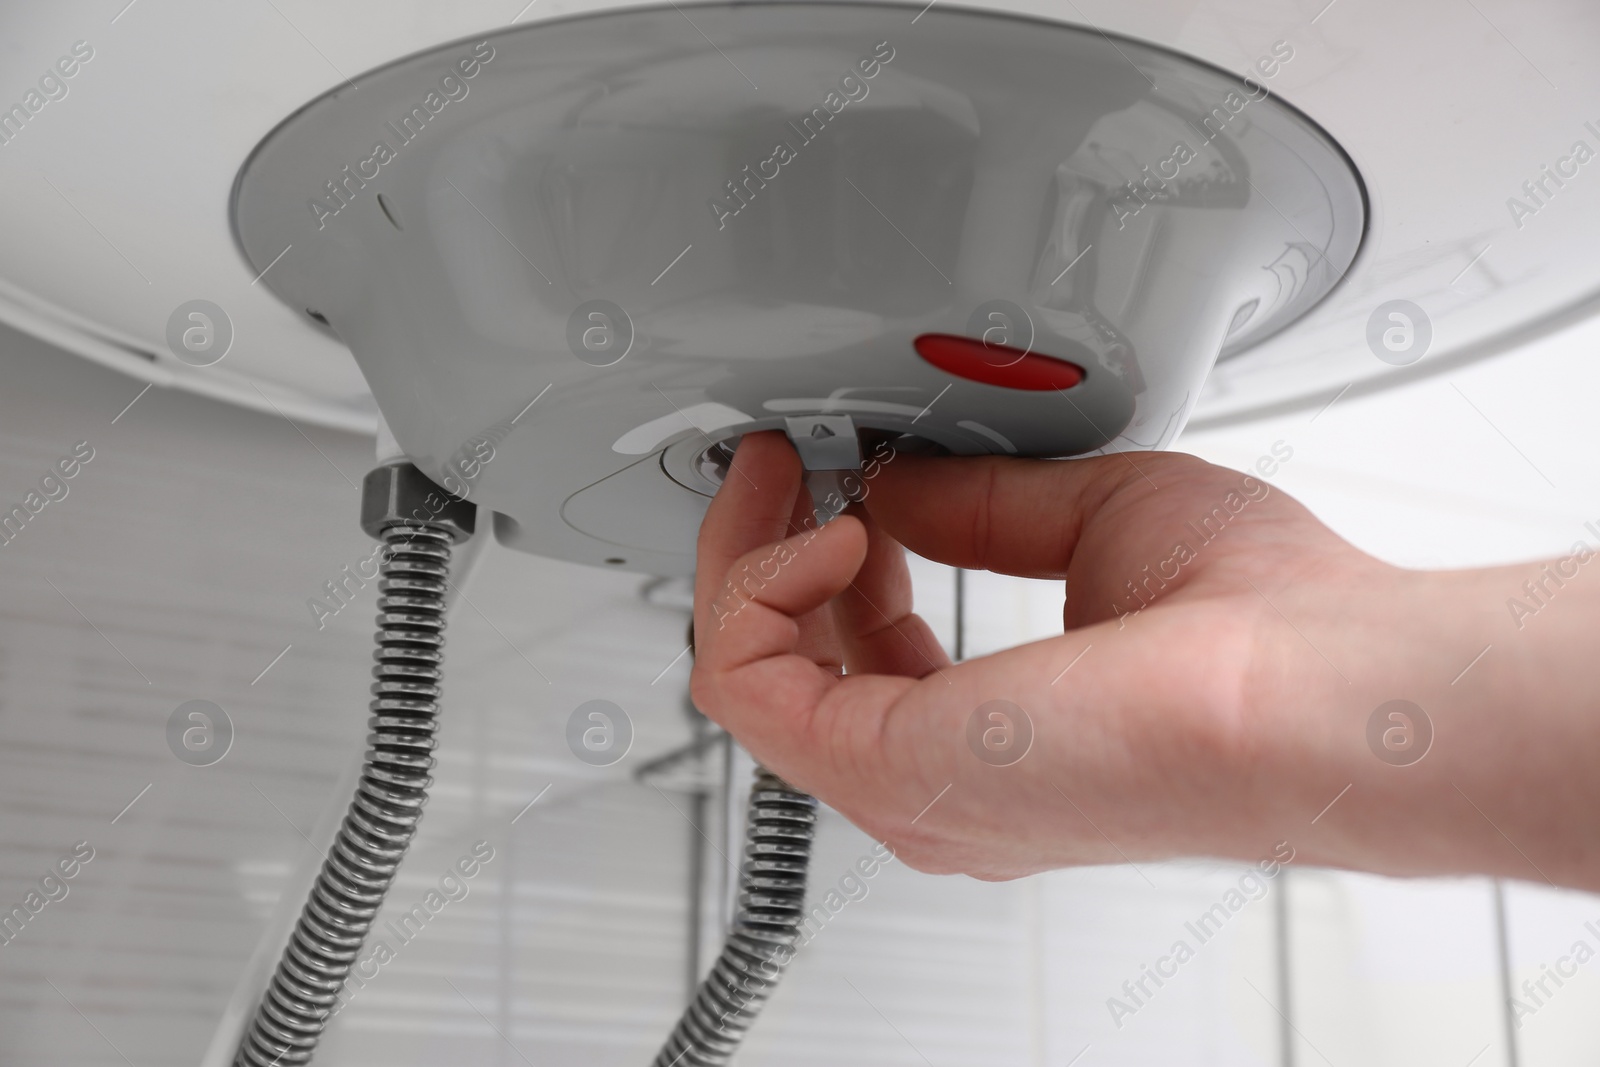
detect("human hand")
[690,432,1600,889]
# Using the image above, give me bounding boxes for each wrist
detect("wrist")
[1248,554,1600,889]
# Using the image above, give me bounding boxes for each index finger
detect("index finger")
[691,431,803,641]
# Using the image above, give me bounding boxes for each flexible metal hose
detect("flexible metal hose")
[234,474,808,1066]
[235,523,455,1067]
[652,770,818,1067]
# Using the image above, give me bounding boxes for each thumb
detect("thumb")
[862,452,1181,579]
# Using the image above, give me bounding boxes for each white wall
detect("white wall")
[4,308,1599,1065]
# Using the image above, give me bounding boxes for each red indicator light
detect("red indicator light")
[913,334,1085,391]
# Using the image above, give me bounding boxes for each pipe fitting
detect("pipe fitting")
[359,462,476,543]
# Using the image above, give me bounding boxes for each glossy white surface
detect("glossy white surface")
[231,2,1361,575]
[4,0,1600,1039]
[2,0,1597,432]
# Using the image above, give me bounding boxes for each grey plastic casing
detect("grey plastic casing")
[233,2,1364,576]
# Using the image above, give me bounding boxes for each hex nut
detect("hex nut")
[360,462,476,542]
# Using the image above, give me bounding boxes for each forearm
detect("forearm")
[1250,551,1600,890]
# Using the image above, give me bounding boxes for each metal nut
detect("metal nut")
[359,462,476,542]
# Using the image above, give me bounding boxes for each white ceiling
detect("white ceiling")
[1179,298,1600,570]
